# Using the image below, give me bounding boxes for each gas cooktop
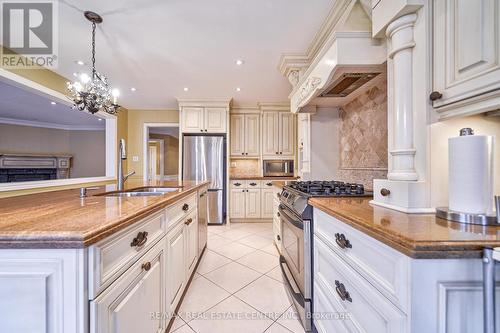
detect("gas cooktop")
[286,180,372,197]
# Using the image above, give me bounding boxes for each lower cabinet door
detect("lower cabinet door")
[314,236,407,333]
[185,211,198,278]
[90,240,166,333]
[230,189,246,218]
[245,189,261,219]
[166,222,186,314]
[261,188,274,219]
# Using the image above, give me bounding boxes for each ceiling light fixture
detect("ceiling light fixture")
[236,87,241,92]
[67,11,121,115]
[130,87,137,92]
[75,60,85,66]
[183,87,189,92]
[235,59,244,66]
[50,101,56,105]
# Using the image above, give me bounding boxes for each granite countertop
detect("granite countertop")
[0,180,209,249]
[230,176,300,180]
[309,197,500,259]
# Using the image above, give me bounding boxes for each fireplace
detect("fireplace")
[0,154,72,183]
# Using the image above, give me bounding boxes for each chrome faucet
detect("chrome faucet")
[117,139,135,191]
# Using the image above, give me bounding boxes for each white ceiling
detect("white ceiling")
[56,0,334,109]
[0,80,105,129]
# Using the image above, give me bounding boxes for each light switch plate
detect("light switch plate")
[132,156,139,162]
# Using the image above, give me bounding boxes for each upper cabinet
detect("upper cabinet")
[262,111,295,158]
[178,99,231,133]
[432,0,500,117]
[230,114,260,157]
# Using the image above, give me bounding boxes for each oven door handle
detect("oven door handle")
[279,255,305,307]
[279,205,304,230]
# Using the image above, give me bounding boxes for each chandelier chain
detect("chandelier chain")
[91,22,96,79]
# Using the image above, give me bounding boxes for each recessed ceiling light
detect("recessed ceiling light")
[72,72,79,77]
[98,118,103,121]
[236,87,241,92]
[235,59,244,66]
[130,87,137,92]
[75,60,85,66]
[50,101,56,105]
[183,87,189,92]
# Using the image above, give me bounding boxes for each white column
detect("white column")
[386,14,418,181]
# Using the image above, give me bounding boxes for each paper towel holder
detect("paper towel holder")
[436,196,499,226]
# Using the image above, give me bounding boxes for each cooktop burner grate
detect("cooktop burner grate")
[288,180,367,196]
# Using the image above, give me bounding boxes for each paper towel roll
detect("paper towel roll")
[449,134,495,215]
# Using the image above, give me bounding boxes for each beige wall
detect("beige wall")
[149,133,179,176]
[127,109,179,179]
[0,124,106,178]
[430,114,500,207]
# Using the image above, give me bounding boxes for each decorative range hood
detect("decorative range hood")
[279,1,387,112]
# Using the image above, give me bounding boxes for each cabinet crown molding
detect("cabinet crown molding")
[177,98,232,109]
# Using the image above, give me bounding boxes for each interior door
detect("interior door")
[148,145,157,181]
[245,114,260,157]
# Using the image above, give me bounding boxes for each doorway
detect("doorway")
[143,123,180,182]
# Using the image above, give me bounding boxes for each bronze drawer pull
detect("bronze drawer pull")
[249,182,257,186]
[184,218,193,225]
[335,280,352,302]
[266,182,272,186]
[380,188,391,197]
[234,182,242,186]
[142,261,152,271]
[335,233,352,249]
[182,203,189,211]
[130,231,148,248]
[429,91,443,101]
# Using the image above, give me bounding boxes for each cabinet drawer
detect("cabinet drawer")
[313,279,351,333]
[90,239,167,333]
[314,209,409,312]
[166,193,197,229]
[245,180,260,188]
[88,210,166,299]
[261,180,275,188]
[314,236,407,333]
[230,180,246,188]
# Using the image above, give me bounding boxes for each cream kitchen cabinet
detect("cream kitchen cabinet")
[229,188,246,218]
[91,240,167,333]
[230,114,260,157]
[262,111,295,157]
[184,211,198,279]
[166,220,186,314]
[432,0,500,115]
[260,187,275,219]
[245,188,262,219]
[181,106,228,133]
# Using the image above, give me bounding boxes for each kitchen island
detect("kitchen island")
[310,197,500,333]
[0,180,209,333]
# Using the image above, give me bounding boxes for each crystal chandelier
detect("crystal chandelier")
[67,11,120,115]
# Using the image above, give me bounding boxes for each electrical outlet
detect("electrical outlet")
[132,156,139,162]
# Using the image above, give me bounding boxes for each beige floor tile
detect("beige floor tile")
[234,275,291,320]
[207,226,230,235]
[265,323,294,333]
[237,250,279,274]
[256,230,275,240]
[265,266,284,283]
[188,296,274,333]
[218,228,254,241]
[260,243,280,257]
[196,250,231,274]
[171,323,196,333]
[206,234,233,250]
[178,276,230,322]
[277,306,306,333]
[204,261,262,293]
[238,234,274,249]
[211,241,256,260]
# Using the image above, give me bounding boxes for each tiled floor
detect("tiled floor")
[170,223,305,333]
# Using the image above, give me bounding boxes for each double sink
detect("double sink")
[95,186,183,197]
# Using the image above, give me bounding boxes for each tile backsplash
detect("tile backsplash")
[337,78,388,189]
[230,159,260,178]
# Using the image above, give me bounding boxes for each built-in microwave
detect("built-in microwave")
[263,160,294,177]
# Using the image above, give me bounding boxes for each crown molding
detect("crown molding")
[258,102,290,112]
[0,117,105,131]
[177,98,232,108]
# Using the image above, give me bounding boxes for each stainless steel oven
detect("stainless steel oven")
[263,159,294,177]
[278,202,312,332]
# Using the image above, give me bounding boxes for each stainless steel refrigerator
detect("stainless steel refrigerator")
[182,135,226,225]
